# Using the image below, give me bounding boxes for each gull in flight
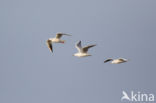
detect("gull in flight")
[73,41,96,57]
[46,33,71,52]
[104,58,128,64]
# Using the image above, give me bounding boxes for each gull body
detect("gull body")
[46,33,71,52]
[104,58,128,64]
[73,41,96,57]
[74,52,91,57]
[48,38,65,43]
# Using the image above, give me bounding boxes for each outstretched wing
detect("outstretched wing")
[118,58,127,62]
[104,59,113,63]
[56,33,71,39]
[82,45,96,53]
[75,41,82,53]
[46,40,53,53]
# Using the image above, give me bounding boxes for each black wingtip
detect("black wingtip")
[104,59,113,63]
[93,44,96,47]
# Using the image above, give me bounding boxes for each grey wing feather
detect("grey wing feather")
[75,41,82,52]
[118,58,127,61]
[46,40,53,53]
[82,45,96,53]
[56,33,71,39]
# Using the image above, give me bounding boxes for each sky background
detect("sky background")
[0,0,156,103]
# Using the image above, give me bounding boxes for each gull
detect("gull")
[46,33,71,52]
[73,41,96,57]
[104,58,128,64]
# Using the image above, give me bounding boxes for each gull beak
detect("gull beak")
[61,41,65,43]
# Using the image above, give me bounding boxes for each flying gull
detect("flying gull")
[46,33,71,52]
[73,41,96,57]
[104,58,128,64]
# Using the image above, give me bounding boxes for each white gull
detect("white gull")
[46,33,71,53]
[104,58,128,64]
[73,41,96,57]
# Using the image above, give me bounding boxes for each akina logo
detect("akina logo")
[121,91,155,102]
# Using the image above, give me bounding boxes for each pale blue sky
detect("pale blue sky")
[0,0,156,103]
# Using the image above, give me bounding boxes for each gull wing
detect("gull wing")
[118,58,124,62]
[75,41,82,53]
[56,33,72,39]
[82,45,96,53]
[104,59,113,63]
[46,40,53,53]
[118,58,127,62]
